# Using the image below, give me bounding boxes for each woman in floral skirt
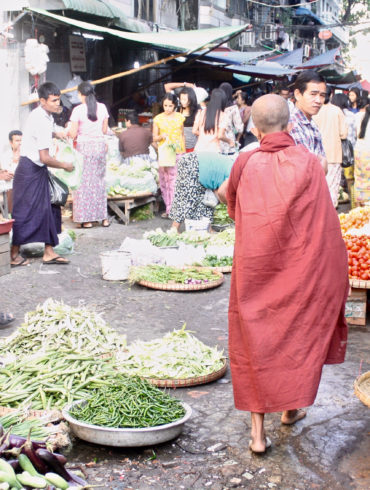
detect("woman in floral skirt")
[68,82,109,228]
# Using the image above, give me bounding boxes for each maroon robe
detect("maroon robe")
[227,132,348,413]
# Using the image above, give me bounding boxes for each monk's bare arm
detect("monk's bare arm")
[227,168,238,220]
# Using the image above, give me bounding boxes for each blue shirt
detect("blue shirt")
[197,152,233,189]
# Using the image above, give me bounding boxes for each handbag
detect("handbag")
[48,172,69,206]
[341,139,354,168]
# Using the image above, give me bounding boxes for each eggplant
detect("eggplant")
[22,445,49,474]
[7,435,46,451]
[36,449,88,486]
[66,470,88,486]
[7,459,20,472]
[35,449,71,480]
[0,425,3,439]
[52,453,67,466]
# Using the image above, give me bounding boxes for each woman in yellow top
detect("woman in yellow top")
[153,93,185,218]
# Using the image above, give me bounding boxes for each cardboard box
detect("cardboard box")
[345,288,367,326]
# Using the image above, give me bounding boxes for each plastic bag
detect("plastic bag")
[341,139,354,168]
[54,231,75,256]
[53,140,83,190]
[158,143,176,167]
[203,189,219,208]
[48,173,69,206]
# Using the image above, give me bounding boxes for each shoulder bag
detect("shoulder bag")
[341,139,354,168]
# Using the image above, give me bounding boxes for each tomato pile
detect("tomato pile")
[343,235,370,281]
[339,207,370,234]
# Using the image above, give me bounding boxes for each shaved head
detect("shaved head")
[252,94,290,134]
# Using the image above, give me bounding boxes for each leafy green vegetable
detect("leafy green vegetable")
[213,204,233,226]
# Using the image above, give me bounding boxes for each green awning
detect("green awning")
[59,0,148,32]
[27,7,249,54]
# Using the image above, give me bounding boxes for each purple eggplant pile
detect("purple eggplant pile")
[0,424,88,489]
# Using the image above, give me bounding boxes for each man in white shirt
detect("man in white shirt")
[11,82,73,267]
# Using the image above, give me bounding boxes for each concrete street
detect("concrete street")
[1,216,369,489]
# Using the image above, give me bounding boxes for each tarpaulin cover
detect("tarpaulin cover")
[27,7,249,54]
[298,48,341,68]
[268,48,303,67]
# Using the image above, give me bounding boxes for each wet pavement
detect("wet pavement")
[1,214,369,489]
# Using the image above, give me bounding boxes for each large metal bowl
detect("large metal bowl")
[62,400,192,447]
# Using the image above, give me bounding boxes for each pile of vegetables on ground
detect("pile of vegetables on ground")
[0,428,87,488]
[68,376,185,429]
[0,300,225,416]
[199,255,233,268]
[0,299,127,410]
[117,324,225,380]
[129,265,220,285]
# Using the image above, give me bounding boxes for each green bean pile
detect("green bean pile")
[0,411,52,439]
[69,376,185,428]
[129,265,218,285]
[117,324,225,379]
[0,298,126,359]
[0,350,118,409]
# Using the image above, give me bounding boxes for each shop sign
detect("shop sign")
[0,1,29,10]
[318,30,333,40]
[69,35,86,73]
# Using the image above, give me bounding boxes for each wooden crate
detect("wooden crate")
[0,233,10,277]
[345,288,367,326]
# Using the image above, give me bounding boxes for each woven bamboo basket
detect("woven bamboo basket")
[213,265,232,273]
[145,358,228,388]
[138,270,224,291]
[349,278,370,289]
[354,371,370,408]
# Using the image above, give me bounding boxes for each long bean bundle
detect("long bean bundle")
[0,350,118,409]
[117,324,225,379]
[0,298,126,359]
[69,376,185,428]
[129,265,218,285]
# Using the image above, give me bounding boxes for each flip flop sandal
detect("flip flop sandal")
[42,256,70,265]
[11,257,29,268]
[0,313,15,326]
[281,409,307,425]
[248,436,271,454]
[80,223,93,228]
[102,220,111,228]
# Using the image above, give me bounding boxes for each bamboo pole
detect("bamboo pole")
[21,24,250,107]
[111,24,252,108]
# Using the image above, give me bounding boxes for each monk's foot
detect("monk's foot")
[249,436,271,454]
[281,409,307,425]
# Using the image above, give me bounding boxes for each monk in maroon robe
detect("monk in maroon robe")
[227,94,348,453]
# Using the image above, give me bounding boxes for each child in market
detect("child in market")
[152,93,185,218]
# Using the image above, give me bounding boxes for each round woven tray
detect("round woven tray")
[349,278,370,289]
[145,359,228,388]
[213,265,232,273]
[354,371,370,408]
[138,271,224,291]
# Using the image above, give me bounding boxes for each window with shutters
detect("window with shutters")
[134,0,155,22]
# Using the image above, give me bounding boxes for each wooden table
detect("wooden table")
[107,192,157,225]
